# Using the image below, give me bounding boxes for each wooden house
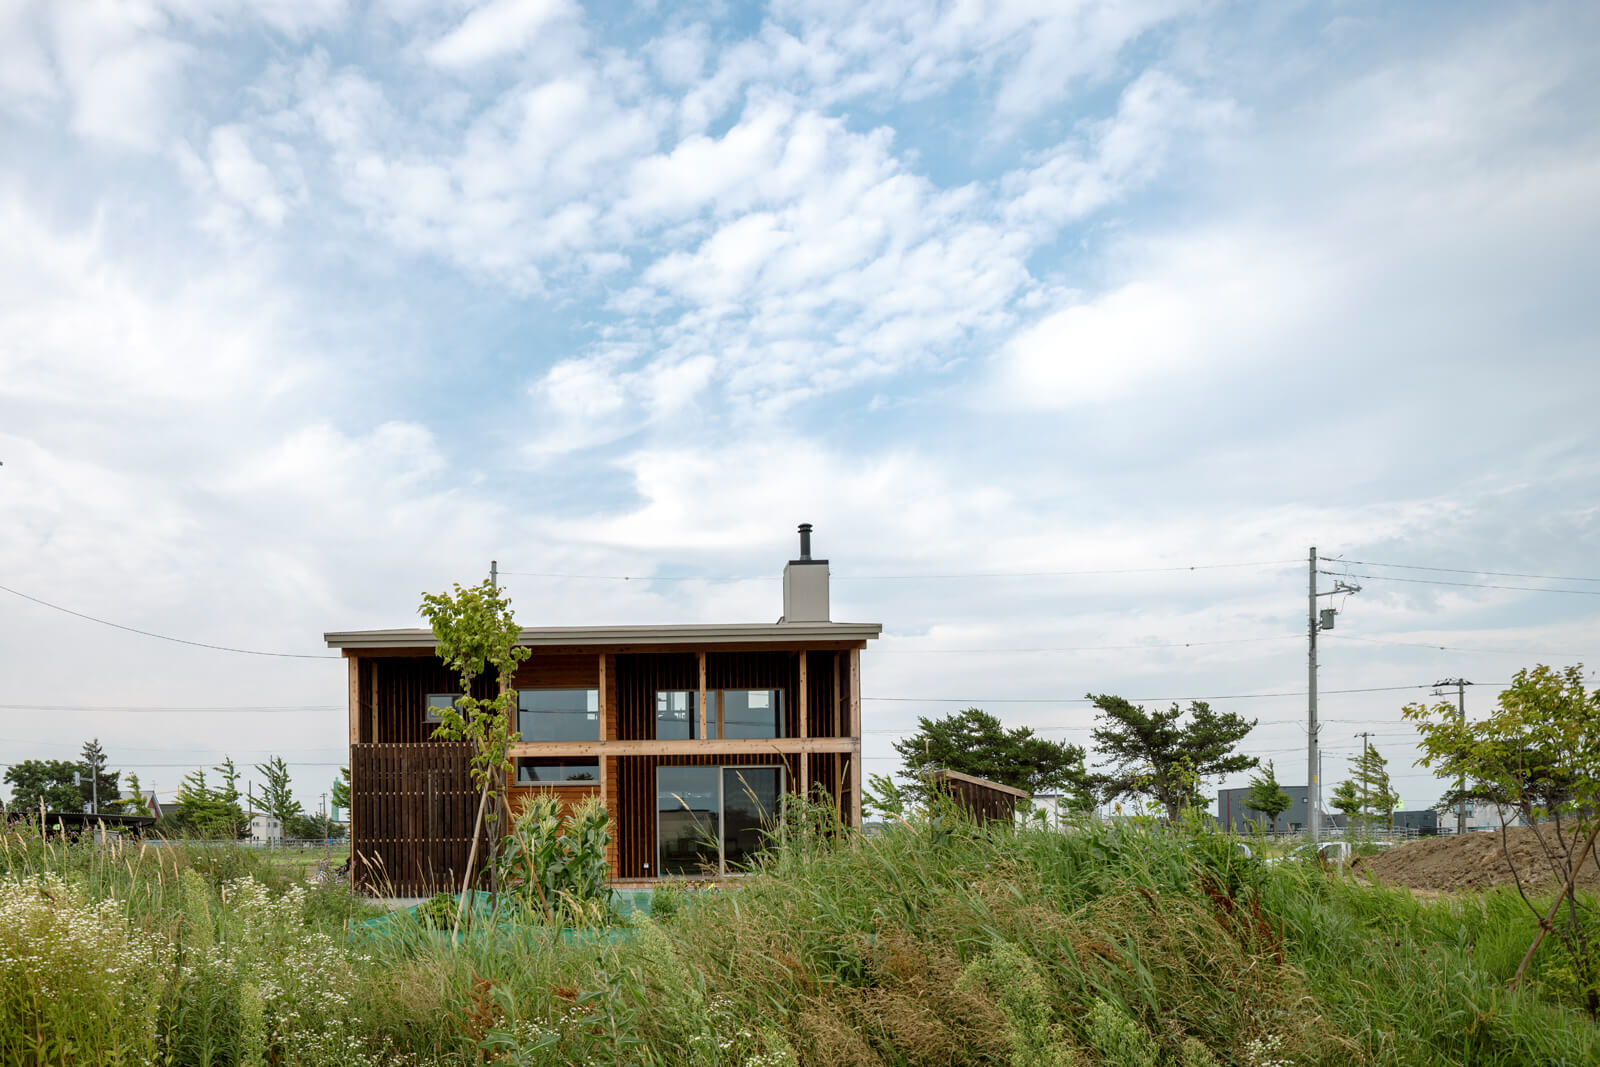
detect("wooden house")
[325,525,880,895]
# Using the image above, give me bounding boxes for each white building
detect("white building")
[248,813,283,844]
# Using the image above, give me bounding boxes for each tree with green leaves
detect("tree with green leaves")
[891,707,1093,810]
[172,761,249,838]
[1346,744,1400,830]
[1329,779,1364,830]
[78,739,121,814]
[251,756,303,827]
[119,772,152,815]
[287,812,346,841]
[1243,760,1293,833]
[2,759,85,817]
[419,577,531,933]
[331,766,350,816]
[1088,695,1258,821]
[1405,664,1600,1012]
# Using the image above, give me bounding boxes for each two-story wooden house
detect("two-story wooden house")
[325,526,880,895]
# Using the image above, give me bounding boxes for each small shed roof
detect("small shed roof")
[927,768,1031,798]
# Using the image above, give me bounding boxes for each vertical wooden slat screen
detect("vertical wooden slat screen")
[371,658,497,744]
[616,653,698,739]
[351,741,483,897]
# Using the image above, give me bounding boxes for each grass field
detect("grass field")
[1,808,1596,1065]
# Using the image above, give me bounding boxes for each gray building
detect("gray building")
[1217,785,1320,834]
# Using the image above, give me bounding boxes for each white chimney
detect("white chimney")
[781,522,830,623]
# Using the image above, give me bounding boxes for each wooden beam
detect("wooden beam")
[508,738,856,758]
[850,647,862,829]
[797,651,808,740]
[598,655,609,815]
[348,656,361,746]
[347,656,360,848]
[698,651,708,740]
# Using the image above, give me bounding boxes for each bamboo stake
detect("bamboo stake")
[452,777,492,946]
[1510,820,1600,990]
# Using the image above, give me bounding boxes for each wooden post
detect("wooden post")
[797,651,808,739]
[598,653,609,814]
[797,651,809,801]
[849,647,862,830]
[347,656,360,850]
[698,650,708,740]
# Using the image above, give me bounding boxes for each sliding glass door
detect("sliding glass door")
[656,765,783,876]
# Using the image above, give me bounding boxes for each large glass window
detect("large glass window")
[721,690,784,739]
[656,764,784,876]
[655,691,699,739]
[516,758,599,784]
[657,766,718,875]
[424,693,461,724]
[519,688,598,742]
[722,767,781,870]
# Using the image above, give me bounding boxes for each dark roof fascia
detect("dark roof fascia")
[325,621,883,650]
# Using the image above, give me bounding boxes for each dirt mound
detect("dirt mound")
[1350,826,1600,893]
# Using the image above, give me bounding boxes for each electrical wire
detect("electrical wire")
[1319,556,1600,583]
[499,559,1300,582]
[1321,633,1591,658]
[0,705,338,714]
[1320,571,1600,596]
[860,682,1481,704]
[874,634,1300,654]
[0,583,341,659]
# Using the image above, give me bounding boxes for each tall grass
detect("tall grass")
[2,807,1597,1066]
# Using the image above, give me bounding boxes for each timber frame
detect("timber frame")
[327,622,879,895]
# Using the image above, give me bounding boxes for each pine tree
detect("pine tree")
[78,738,121,814]
[120,772,152,815]
[1243,760,1293,832]
[1352,745,1401,829]
[251,756,303,826]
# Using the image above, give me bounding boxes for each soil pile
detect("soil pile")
[1351,825,1600,892]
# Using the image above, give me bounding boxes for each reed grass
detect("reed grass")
[1,803,1596,1066]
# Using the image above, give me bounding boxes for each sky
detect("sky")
[1,0,1597,819]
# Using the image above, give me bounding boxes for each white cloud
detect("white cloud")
[208,125,291,225]
[425,0,579,68]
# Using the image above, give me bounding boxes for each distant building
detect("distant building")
[1390,808,1438,835]
[249,813,283,844]
[1217,785,1323,834]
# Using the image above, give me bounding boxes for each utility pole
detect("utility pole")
[1356,731,1373,832]
[1308,547,1360,842]
[1434,678,1472,834]
[1308,549,1318,842]
[490,560,498,590]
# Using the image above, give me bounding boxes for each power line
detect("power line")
[875,634,1300,654]
[0,583,341,659]
[1322,633,1592,658]
[0,704,338,714]
[860,682,1481,704]
[499,559,1299,583]
[1319,571,1600,596]
[1320,556,1600,583]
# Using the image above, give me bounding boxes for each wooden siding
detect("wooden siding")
[369,658,496,745]
[613,752,812,879]
[932,771,1027,825]
[350,742,486,897]
[508,783,601,819]
[616,653,698,740]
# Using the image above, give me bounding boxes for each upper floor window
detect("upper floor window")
[656,690,699,739]
[424,693,461,724]
[655,689,786,739]
[721,689,785,739]
[519,688,599,742]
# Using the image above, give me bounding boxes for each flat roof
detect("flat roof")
[325,621,882,650]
